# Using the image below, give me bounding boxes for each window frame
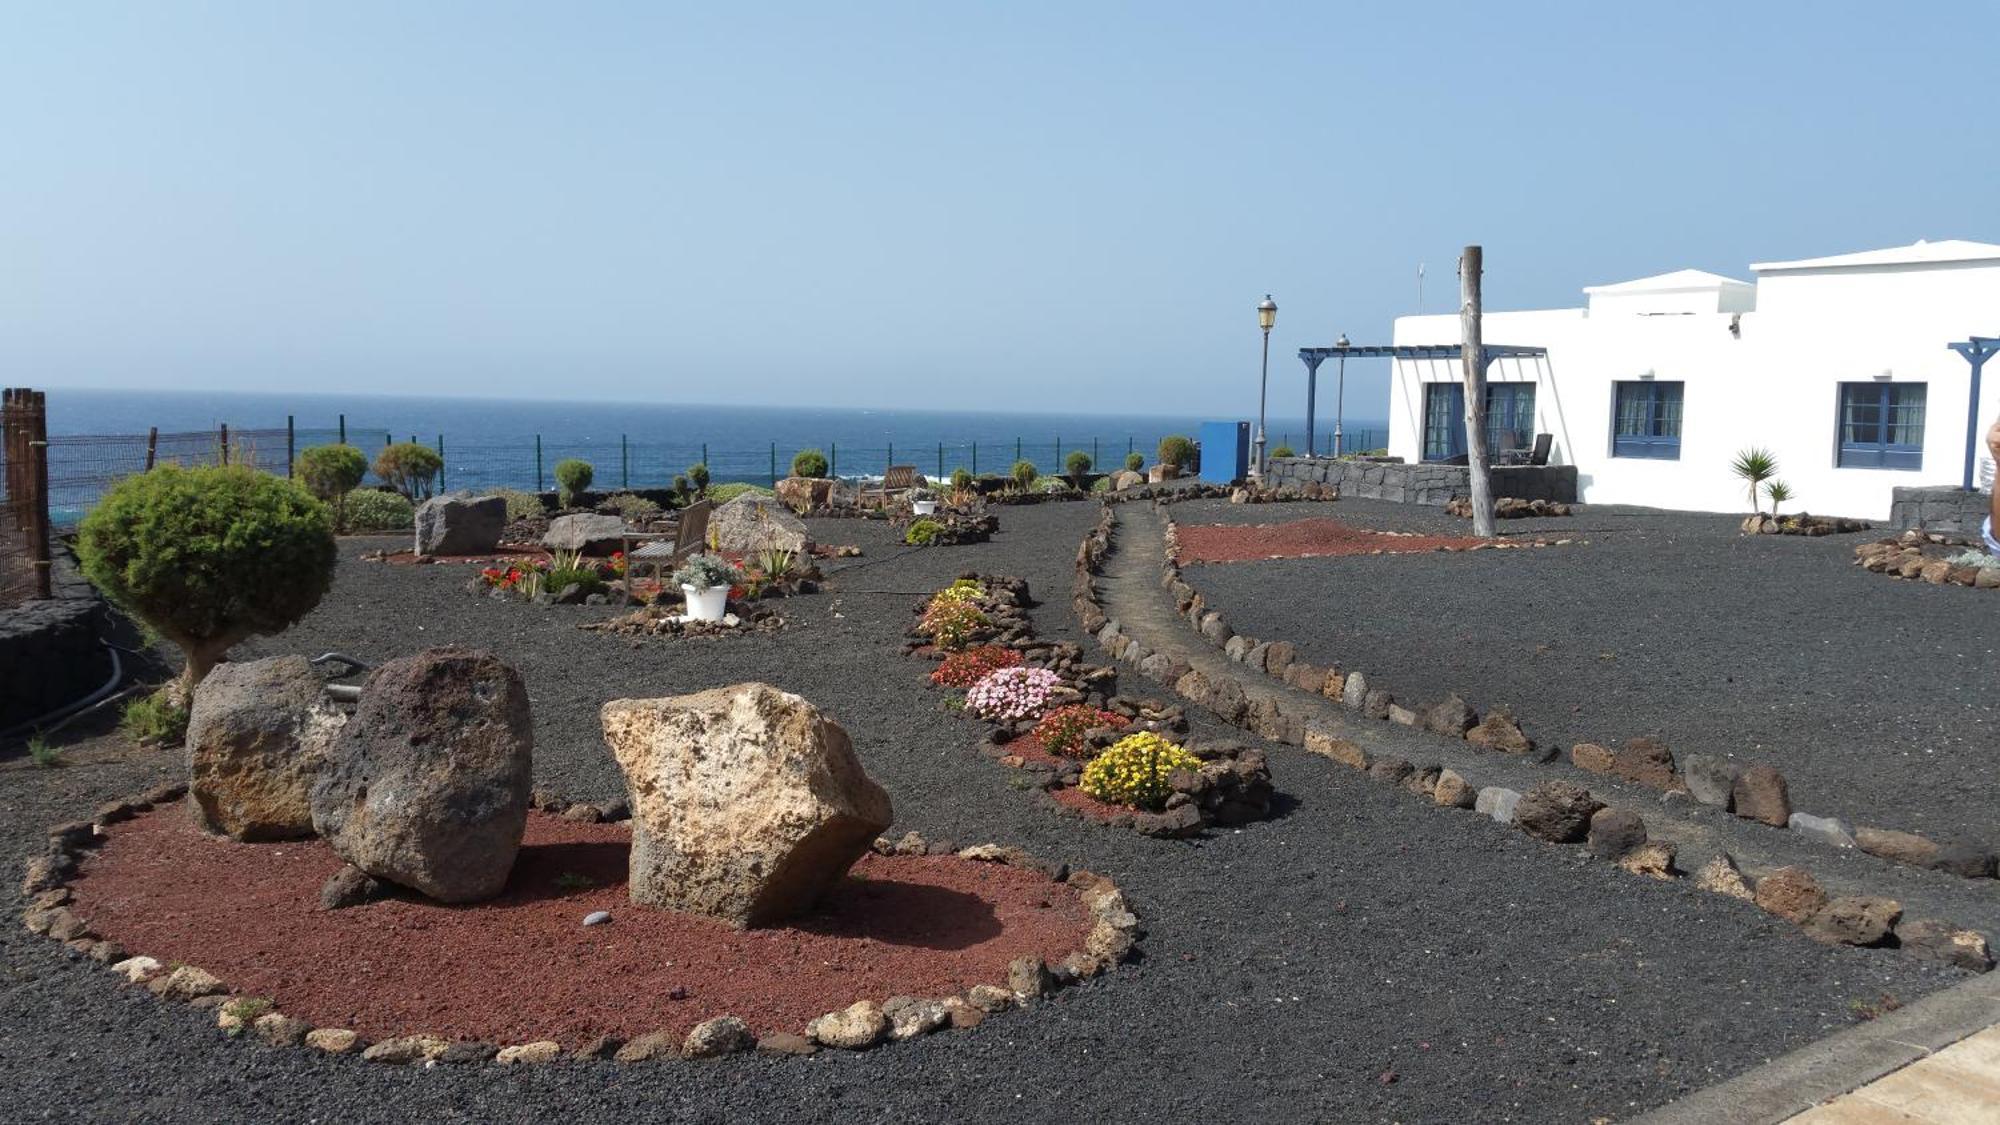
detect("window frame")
[1420,381,1538,462]
[1835,381,1925,471]
[1610,380,1684,460]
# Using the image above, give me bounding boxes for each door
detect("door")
[1422,382,1537,461]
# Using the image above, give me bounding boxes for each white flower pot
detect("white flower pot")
[911,500,938,516]
[682,583,728,622]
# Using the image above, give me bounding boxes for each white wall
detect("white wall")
[1387,261,2000,518]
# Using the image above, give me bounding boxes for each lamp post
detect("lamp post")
[1252,294,1277,479]
[1333,333,1350,458]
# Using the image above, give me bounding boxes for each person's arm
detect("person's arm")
[1988,417,2000,557]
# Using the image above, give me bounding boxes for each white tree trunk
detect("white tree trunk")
[1460,245,1495,537]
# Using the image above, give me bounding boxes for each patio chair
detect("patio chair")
[1525,432,1553,466]
[860,465,918,507]
[622,500,713,604]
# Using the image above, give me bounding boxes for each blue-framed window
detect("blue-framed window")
[1611,380,1684,459]
[1836,382,1925,470]
[1422,382,1538,461]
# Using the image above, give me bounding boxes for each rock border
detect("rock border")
[24,791,1141,1064]
[1853,531,2000,590]
[1068,501,1993,972]
[906,573,1275,839]
[1136,503,1997,886]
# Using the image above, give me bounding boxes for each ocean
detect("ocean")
[41,388,1389,518]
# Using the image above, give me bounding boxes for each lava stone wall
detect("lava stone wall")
[1889,486,1992,534]
[1266,458,1578,506]
[0,548,110,730]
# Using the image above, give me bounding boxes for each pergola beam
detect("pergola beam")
[1293,342,1550,459]
[1949,336,2000,491]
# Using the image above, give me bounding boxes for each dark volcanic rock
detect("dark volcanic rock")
[1514,781,1603,844]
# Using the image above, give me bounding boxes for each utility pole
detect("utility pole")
[1460,246,1495,537]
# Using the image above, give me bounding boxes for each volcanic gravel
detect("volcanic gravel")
[0,499,1970,1123]
[1174,497,2000,844]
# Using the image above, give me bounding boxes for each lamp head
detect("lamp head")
[1336,333,1350,348]
[1257,295,1277,332]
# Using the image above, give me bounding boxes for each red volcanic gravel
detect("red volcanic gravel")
[1173,518,1487,563]
[1046,787,1132,824]
[69,810,1093,1046]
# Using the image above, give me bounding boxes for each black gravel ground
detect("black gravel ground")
[0,501,1970,1123]
[1174,497,1999,845]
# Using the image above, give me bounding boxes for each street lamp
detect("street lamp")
[1334,333,1350,458]
[1252,294,1277,479]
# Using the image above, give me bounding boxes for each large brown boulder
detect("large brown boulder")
[711,494,814,555]
[602,683,891,928]
[187,656,346,841]
[310,648,534,903]
[1514,781,1604,843]
[774,477,834,514]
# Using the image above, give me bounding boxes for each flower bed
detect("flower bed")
[1744,513,1871,537]
[1853,531,2000,589]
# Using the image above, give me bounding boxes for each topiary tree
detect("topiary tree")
[950,467,974,492]
[1270,444,1295,459]
[554,458,594,508]
[294,443,368,531]
[1064,450,1093,484]
[374,442,444,501]
[1011,459,1039,490]
[78,465,336,692]
[792,448,829,479]
[1157,435,1196,472]
[1124,451,1144,473]
[687,462,711,497]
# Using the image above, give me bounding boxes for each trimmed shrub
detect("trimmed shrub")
[78,464,335,690]
[1010,460,1039,489]
[1157,435,1196,472]
[343,488,415,531]
[791,448,829,479]
[554,459,594,508]
[1124,451,1145,472]
[1081,732,1204,810]
[708,482,774,504]
[905,518,946,546]
[1270,444,1295,459]
[373,442,444,501]
[490,488,545,521]
[950,468,974,492]
[294,444,368,531]
[599,492,661,522]
[1064,450,1093,480]
[687,462,711,496]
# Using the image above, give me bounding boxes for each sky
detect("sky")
[2,2,1993,419]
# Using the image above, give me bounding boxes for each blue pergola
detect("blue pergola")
[1949,336,1998,491]
[1294,342,1550,457]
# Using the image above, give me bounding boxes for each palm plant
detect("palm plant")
[1764,479,1794,516]
[1731,447,1778,513]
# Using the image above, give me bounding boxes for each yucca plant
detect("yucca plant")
[1731,447,1778,513]
[1764,479,1794,516]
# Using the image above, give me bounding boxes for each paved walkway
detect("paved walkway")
[1790,1023,2000,1122]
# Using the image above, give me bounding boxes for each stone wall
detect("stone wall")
[0,547,111,730]
[1266,457,1578,506]
[1889,486,1992,534]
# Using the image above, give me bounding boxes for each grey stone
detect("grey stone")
[1341,671,1368,710]
[711,494,814,555]
[582,910,611,926]
[542,512,628,556]
[320,865,389,910]
[1424,694,1477,737]
[414,494,506,556]
[187,655,346,841]
[1680,753,1739,809]
[1586,807,1647,859]
[1786,812,1856,849]
[1475,786,1521,824]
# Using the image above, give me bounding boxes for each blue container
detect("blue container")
[1199,421,1250,484]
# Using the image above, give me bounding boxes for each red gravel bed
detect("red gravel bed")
[1174,517,1486,563]
[376,545,551,566]
[1046,787,1133,824]
[70,809,1092,1046]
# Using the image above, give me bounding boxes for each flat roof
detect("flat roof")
[1751,239,2000,273]
[1583,268,1752,294]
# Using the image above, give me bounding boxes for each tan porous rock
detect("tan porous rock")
[807,1001,888,1049]
[1570,743,1616,774]
[1466,709,1535,754]
[712,493,815,554]
[305,1028,361,1054]
[602,683,892,927]
[1753,865,1826,924]
[1617,842,1678,880]
[187,655,347,841]
[1695,853,1754,901]
[495,1040,563,1065]
[1732,766,1792,827]
[1432,768,1477,809]
[1303,728,1368,771]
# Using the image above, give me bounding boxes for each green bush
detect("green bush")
[1124,451,1145,472]
[489,488,545,521]
[1270,444,1295,459]
[554,459,594,508]
[1064,450,1093,479]
[120,688,189,746]
[950,468,974,492]
[343,488,415,531]
[1091,476,1112,493]
[672,474,690,501]
[1157,435,1196,471]
[294,444,368,531]
[1010,460,1038,489]
[599,492,661,522]
[708,482,774,504]
[905,518,945,546]
[78,464,335,690]
[792,448,829,479]
[374,442,444,500]
[687,462,711,496]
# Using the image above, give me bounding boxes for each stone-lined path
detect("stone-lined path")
[1096,502,2000,945]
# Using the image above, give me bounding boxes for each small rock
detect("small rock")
[1930,841,1998,879]
[1617,842,1677,880]
[320,866,389,911]
[756,1031,818,1056]
[807,1001,888,1049]
[305,1028,362,1054]
[1432,769,1477,809]
[683,1016,755,1058]
[113,956,162,983]
[1570,742,1615,774]
[1854,827,1940,868]
[1695,853,1755,901]
[966,984,1017,1013]
[583,911,612,926]
[1804,896,1901,947]
[438,1042,498,1065]
[613,1031,681,1062]
[1787,812,1857,849]
[1515,781,1604,844]
[495,1040,563,1065]
[1424,694,1477,737]
[252,1013,312,1047]
[882,996,948,1040]
[1465,710,1534,754]
[361,1035,451,1064]
[941,996,985,1029]
[1896,919,1994,972]
[1366,757,1413,786]
[1610,736,1678,790]
[572,1034,625,1060]
[1731,766,1791,827]
[149,965,225,1001]
[1303,729,1368,771]
[1586,807,1647,859]
[1475,787,1522,824]
[1386,704,1419,727]
[1680,753,1739,809]
[1753,865,1826,924]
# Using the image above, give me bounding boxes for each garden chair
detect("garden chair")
[861,465,918,507]
[622,500,713,604]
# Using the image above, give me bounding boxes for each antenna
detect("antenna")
[1417,262,1426,311]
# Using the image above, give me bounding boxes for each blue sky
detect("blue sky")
[2,2,1991,418]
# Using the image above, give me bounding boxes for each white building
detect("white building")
[1384,240,2000,518]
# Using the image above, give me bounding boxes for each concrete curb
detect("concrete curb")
[1627,969,2000,1123]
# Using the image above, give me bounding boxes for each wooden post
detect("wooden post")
[1460,245,1495,537]
[4,390,22,532]
[145,426,158,471]
[436,433,446,491]
[286,415,296,477]
[219,423,230,467]
[27,390,50,598]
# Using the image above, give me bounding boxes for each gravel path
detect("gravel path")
[1173,497,1999,845]
[0,500,1969,1123]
